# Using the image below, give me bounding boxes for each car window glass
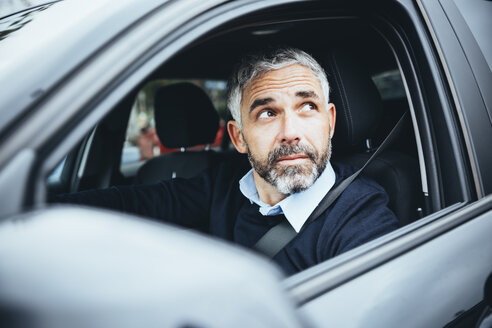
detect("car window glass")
[372,69,406,100]
[452,0,492,72]
[0,1,50,18]
[120,79,228,170]
[0,3,54,41]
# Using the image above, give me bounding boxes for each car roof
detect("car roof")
[0,0,168,134]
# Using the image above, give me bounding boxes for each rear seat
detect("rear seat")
[137,82,221,183]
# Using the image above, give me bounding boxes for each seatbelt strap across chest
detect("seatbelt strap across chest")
[253,111,408,259]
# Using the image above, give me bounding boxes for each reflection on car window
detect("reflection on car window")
[47,156,66,184]
[0,3,54,41]
[121,79,228,168]
[372,69,406,100]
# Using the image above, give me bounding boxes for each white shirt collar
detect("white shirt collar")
[239,162,336,232]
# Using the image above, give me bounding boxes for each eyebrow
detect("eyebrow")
[249,97,274,113]
[296,90,320,100]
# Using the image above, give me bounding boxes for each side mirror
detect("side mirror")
[0,206,305,328]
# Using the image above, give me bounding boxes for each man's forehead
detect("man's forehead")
[247,64,319,87]
[243,64,323,104]
[244,64,321,92]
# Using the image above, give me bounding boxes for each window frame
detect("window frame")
[17,0,478,288]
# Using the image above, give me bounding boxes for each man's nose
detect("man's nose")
[279,112,301,144]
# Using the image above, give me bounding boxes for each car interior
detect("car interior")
[47,3,433,265]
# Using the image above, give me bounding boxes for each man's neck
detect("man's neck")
[252,170,288,206]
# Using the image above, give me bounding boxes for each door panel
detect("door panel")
[299,196,492,328]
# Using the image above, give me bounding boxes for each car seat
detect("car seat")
[325,47,423,226]
[136,82,220,183]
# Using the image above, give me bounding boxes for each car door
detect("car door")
[286,0,492,327]
[0,0,491,327]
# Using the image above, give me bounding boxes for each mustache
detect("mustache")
[268,143,318,166]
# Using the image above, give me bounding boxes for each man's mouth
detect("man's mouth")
[276,154,309,164]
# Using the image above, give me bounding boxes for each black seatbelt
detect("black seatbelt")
[253,111,408,259]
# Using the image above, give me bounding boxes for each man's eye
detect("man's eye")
[300,103,317,112]
[258,110,275,119]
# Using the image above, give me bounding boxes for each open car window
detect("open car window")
[41,1,470,278]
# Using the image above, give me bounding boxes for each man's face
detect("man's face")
[228,64,336,195]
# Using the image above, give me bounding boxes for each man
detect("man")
[54,48,398,275]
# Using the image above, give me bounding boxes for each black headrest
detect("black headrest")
[325,48,383,151]
[154,82,220,148]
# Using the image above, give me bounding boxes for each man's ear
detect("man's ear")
[227,120,247,154]
[328,102,336,139]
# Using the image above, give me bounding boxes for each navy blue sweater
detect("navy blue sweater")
[54,161,398,275]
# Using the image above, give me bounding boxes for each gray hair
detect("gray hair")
[227,48,330,128]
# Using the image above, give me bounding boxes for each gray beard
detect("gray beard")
[246,139,331,195]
